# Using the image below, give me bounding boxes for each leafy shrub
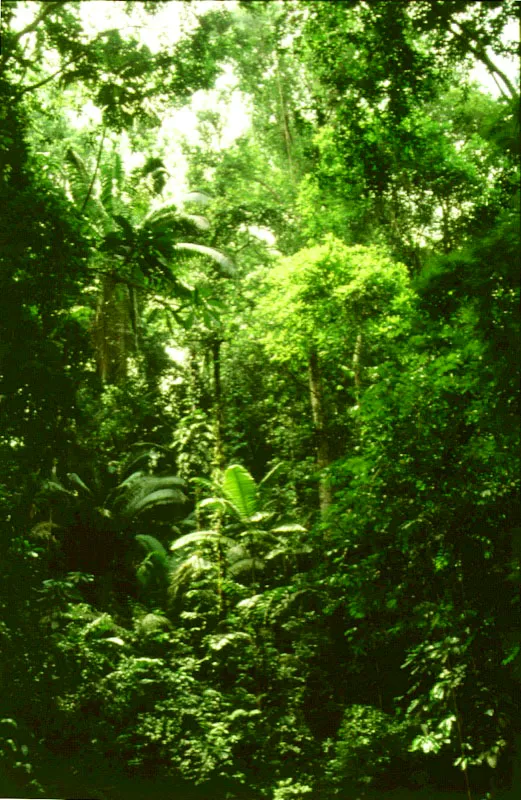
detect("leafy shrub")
[327,704,407,789]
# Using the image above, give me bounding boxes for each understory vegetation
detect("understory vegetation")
[0,1,519,798]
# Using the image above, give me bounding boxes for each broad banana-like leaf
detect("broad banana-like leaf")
[173,243,236,276]
[222,464,258,522]
[170,530,237,551]
[115,470,148,490]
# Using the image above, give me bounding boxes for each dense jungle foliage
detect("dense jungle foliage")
[0,1,519,798]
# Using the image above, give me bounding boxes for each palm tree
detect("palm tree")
[32,456,186,605]
[167,464,307,613]
[65,145,234,384]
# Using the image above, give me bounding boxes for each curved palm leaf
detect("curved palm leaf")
[168,553,213,600]
[135,534,168,561]
[183,191,212,206]
[135,612,172,636]
[112,474,186,517]
[222,464,258,521]
[173,243,236,276]
[228,556,265,579]
[124,487,186,517]
[170,530,237,552]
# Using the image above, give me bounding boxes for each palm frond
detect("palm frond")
[222,464,258,521]
[182,213,211,231]
[271,523,307,534]
[170,530,237,552]
[124,487,186,517]
[66,473,93,495]
[173,243,236,276]
[135,534,168,561]
[65,147,111,228]
[227,557,265,579]
[168,553,213,600]
[183,191,212,206]
[135,612,172,636]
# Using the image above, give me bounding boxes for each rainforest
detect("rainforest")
[0,1,519,798]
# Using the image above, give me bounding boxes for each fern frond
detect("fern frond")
[30,521,61,542]
[168,553,213,600]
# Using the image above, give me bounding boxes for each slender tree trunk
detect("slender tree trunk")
[352,332,363,403]
[308,348,332,515]
[211,336,225,471]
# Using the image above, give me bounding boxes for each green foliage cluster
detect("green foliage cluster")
[0,1,519,799]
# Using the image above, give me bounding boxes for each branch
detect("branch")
[80,126,106,216]
[15,53,83,98]
[450,22,518,100]
[252,175,284,204]
[1,1,67,69]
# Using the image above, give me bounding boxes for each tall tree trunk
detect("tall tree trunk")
[308,347,332,515]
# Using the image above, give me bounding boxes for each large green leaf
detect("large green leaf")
[222,464,258,522]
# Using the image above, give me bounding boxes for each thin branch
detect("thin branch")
[252,175,284,204]
[15,53,83,98]
[80,127,106,216]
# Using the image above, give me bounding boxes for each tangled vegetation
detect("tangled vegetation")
[0,2,519,798]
